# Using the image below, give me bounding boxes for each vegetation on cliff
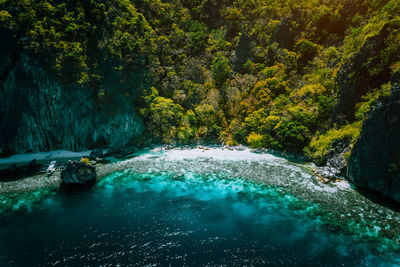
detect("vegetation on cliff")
[1,0,399,157]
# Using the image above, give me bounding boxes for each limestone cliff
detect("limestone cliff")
[347,82,400,201]
[0,31,144,154]
[334,21,400,122]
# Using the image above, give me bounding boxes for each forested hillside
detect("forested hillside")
[1,0,399,161]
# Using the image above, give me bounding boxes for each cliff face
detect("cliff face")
[0,35,143,154]
[334,21,400,122]
[331,19,400,201]
[347,82,400,201]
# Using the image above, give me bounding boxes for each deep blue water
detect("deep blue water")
[0,170,399,266]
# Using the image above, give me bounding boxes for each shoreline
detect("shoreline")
[0,145,308,194]
[1,146,400,253]
[0,150,92,170]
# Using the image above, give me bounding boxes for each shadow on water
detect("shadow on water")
[0,164,43,182]
[355,186,400,212]
[235,146,310,164]
[59,180,97,194]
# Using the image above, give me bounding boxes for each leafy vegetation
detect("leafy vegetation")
[1,0,399,158]
[305,122,362,165]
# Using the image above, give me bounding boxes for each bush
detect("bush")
[189,20,208,54]
[247,133,265,149]
[305,122,362,164]
[355,83,391,121]
[80,157,90,165]
[274,119,310,150]
[295,39,320,67]
[211,52,232,87]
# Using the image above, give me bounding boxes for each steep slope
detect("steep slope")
[0,50,143,153]
[348,79,400,201]
[0,0,150,154]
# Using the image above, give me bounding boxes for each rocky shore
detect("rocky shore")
[1,147,400,253]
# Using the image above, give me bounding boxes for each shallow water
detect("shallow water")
[1,148,400,266]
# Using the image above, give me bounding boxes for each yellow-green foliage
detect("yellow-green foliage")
[247,133,265,149]
[0,10,11,21]
[211,52,232,86]
[295,39,321,66]
[342,18,385,64]
[355,83,391,121]
[1,0,153,84]
[149,96,184,142]
[305,122,362,164]
[3,0,398,155]
[81,157,90,165]
[290,83,327,104]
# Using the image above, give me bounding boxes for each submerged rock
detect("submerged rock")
[347,83,400,201]
[61,160,96,185]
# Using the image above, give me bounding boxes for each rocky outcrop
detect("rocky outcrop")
[89,149,104,161]
[334,20,400,122]
[0,30,144,154]
[316,139,351,179]
[347,83,400,201]
[61,160,96,185]
[270,19,294,49]
[106,145,138,158]
[232,33,253,72]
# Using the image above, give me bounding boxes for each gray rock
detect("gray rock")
[270,18,293,49]
[90,149,104,160]
[232,32,253,72]
[0,161,42,182]
[317,139,350,178]
[347,83,400,201]
[61,160,96,185]
[0,30,144,154]
[107,145,137,157]
[334,21,400,122]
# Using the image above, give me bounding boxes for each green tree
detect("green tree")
[211,52,231,87]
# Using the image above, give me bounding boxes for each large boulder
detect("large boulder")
[347,83,400,201]
[61,160,96,185]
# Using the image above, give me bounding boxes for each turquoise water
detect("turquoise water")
[0,167,399,266]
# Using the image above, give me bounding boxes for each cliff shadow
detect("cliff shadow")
[355,186,400,212]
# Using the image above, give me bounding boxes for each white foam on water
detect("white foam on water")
[118,147,354,197]
[138,147,279,162]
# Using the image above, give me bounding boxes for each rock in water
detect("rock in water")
[347,82,400,201]
[90,149,104,160]
[61,161,96,185]
[107,145,137,158]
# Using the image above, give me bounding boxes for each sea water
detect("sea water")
[0,148,399,266]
